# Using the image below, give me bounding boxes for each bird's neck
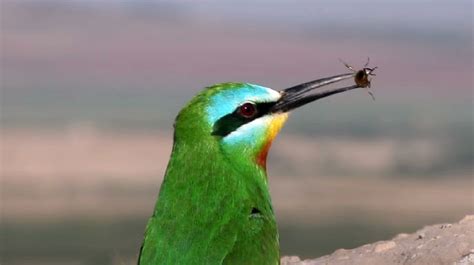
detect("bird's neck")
[153,137,270,216]
[171,137,268,183]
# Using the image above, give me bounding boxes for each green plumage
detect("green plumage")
[138,84,280,265]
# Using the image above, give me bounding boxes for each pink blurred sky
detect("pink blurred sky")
[2,1,472,101]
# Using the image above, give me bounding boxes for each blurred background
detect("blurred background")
[1,0,472,264]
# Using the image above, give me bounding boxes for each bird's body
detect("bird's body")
[138,73,362,265]
[139,139,279,264]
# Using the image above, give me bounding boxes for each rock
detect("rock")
[281,256,302,265]
[374,241,396,253]
[455,253,474,265]
[394,233,410,240]
[417,232,425,240]
[460,215,474,224]
[281,215,474,265]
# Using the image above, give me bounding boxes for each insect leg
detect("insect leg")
[365,87,375,101]
[369,66,378,76]
[339,58,355,72]
[364,57,370,68]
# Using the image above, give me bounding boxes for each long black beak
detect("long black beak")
[271,73,358,113]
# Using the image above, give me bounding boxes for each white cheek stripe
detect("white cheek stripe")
[223,115,273,145]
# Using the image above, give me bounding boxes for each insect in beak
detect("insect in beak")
[339,57,378,100]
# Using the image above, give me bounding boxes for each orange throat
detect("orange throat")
[256,113,289,170]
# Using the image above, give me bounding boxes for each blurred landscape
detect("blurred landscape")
[1,1,473,265]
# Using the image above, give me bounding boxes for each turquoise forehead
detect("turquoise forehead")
[206,83,281,125]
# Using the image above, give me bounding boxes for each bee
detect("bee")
[339,57,377,100]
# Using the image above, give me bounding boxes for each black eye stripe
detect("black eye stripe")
[211,102,276,137]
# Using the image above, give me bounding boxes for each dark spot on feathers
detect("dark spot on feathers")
[251,207,261,215]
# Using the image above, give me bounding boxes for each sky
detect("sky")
[1,0,472,128]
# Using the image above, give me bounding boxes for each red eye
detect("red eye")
[239,102,257,118]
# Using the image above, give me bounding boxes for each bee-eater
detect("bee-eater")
[138,73,358,265]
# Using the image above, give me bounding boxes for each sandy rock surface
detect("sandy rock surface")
[282,215,474,265]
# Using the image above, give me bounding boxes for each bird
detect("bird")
[137,73,359,265]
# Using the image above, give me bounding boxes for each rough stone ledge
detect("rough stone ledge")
[282,215,474,265]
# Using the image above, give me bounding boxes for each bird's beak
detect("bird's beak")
[271,73,358,113]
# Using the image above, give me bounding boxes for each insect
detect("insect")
[339,57,377,100]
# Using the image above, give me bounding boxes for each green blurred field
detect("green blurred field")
[2,128,472,265]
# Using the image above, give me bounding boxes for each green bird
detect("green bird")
[138,73,357,265]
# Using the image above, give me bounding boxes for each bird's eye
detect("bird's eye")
[239,102,257,118]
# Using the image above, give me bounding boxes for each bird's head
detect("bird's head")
[174,76,356,172]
